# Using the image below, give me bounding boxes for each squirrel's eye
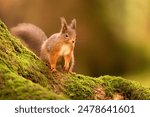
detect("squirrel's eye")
[65,34,69,38]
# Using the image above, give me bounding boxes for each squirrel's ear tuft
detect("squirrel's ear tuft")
[60,17,68,33]
[70,18,76,29]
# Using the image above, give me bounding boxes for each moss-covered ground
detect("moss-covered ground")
[65,74,150,99]
[0,20,150,100]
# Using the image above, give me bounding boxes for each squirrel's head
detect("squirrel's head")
[60,17,76,45]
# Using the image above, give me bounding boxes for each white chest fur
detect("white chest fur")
[59,44,71,56]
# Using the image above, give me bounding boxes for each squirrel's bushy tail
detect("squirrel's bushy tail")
[11,23,47,56]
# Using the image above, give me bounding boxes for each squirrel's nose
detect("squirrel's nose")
[72,40,75,43]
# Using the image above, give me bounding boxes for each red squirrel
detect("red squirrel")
[11,17,76,72]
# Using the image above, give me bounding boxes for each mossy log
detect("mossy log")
[0,20,150,100]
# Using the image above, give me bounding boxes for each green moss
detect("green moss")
[0,72,65,99]
[65,74,150,100]
[0,20,53,88]
[100,75,150,99]
[65,74,102,99]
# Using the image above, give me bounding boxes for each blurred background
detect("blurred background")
[1,0,150,87]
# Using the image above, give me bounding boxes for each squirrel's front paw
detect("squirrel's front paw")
[64,65,69,72]
[69,71,76,75]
